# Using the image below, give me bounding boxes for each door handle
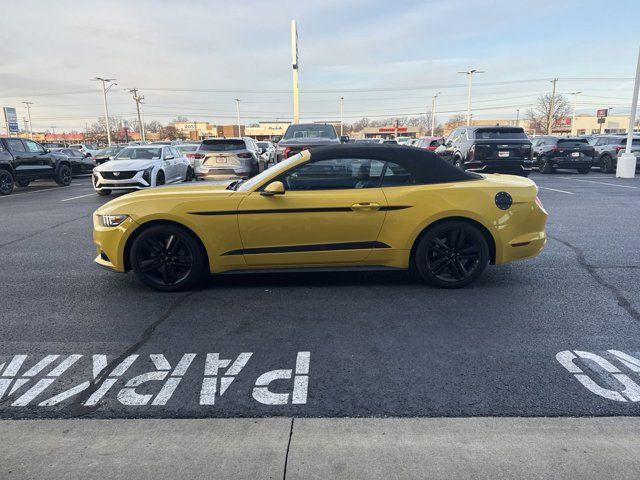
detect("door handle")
[351,202,381,211]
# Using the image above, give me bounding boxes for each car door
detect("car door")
[23,140,54,175]
[170,147,187,180]
[236,157,389,266]
[162,147,178,182]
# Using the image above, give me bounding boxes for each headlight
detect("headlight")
[142,166,154,183]
[98,214,129,227]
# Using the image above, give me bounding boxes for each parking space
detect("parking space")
[1,173,640,420]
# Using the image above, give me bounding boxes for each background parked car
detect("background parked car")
[51,148,95,175]
[93,145,126,165]
[93,145,192,196]
[531,136,594,174]
[591,135,640,173]
[69,143,99,157]
[194,137,261,180]
[414,136,444,151]
[0,137,72,194]
[277,123,342,161]
[257,141,277,166]
[436,126,532,176]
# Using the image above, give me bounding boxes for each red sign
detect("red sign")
[378,127,407,133]
[596,109,608,118]
[553,117,572,127]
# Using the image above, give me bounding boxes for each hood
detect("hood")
[96,159,160,171]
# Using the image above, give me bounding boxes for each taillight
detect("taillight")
[237,152,252,158]
[468,145,476,160]
[284,147,291,158]
[187,153,205,159]
[616,146,625,153]
[535,196,547,213]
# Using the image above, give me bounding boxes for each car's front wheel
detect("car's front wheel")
[0,169,15,195]
[155,170,165,187]
[55,164,72,186]
[130,224,206,292]
[538,155,553,173]
[414,220,490,288]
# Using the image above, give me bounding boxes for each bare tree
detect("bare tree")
[526,93,571,134]
[443,114,465,134]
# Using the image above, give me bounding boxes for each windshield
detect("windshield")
[474,128,528,140]
[558,138,588,144]
[199,139,246,152]
[282,124,337,140]
[257,142,269,148]
[176,145,199,153]
[114,147,162,160]
[236,154,304,192]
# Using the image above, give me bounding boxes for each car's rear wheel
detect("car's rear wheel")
[185,167,194,182]
[130,225,206,292]
[415,220,489,288]
[55,164,72,186]
[600,154,614,173]
[0,169,14,195]
[538,156,553,173]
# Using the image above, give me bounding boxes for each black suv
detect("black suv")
[531,136,594,174]
[436,126,532,176]
[0,137,73,195]
[277,123,345,161]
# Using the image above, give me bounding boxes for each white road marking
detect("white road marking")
[565,178,639,189]
[61,192,97,202]
[537,186,575,195]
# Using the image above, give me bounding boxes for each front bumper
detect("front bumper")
[93,171,150,191]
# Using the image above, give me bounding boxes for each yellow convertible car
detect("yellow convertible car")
[93,144,547,291]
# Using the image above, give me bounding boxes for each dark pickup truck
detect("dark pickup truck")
[276,123,346,162]
[436,126,533,177]
[0,137,73,195]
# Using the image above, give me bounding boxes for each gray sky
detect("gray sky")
[0,0,638,132]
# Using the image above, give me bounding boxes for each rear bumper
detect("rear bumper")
[195,165,253,179]
[547,156,593,169]
[465,160,532,175]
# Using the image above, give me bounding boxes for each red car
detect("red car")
[414,136,444,151]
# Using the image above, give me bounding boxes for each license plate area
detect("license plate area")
[216,156,227,163]
[498,151,509,158]
[571,152,580,157]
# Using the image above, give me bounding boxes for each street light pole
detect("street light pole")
[617,46,640,179]
[291,20,300,124]
[93,77,117,146]
[431,92,440,136]
[340,96,344,136]
[22,101,34,139]
[458,70,484,126]
[569,91,581,136]
[516,108,520,126]
[235,98,241,136]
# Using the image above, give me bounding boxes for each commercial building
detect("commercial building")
[245,121,291,139]
[172,121,217,140]
[357,125,422,140]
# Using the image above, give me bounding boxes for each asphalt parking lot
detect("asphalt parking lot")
[1,171,640,420]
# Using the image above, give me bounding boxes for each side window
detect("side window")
[24,140,44,154]
[381,162,415,187]
[169,147,180,158]
[281,158,385,190]
[7,139,27,153]
[163,148,172,159]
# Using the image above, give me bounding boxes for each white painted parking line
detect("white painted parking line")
[0,184,89,199]
[537,186,575,195]
[61,192,97,202]
[564,178,639,189]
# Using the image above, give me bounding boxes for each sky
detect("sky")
[0,0,639,132]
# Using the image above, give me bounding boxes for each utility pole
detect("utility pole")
[617,46,640,179]
[568,91,581,136]
[516,108,520,126]
[291,20,300,124]
[139,99,146,142]
[458,69,484,126]
[235,98,242,136]
[22,101,34,139]
[93,77,117,146]
[547,78,558,135]
[128,88,146,142]
[340,96,344,136]
[431,92,440,136]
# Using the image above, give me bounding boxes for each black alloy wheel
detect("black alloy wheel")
[415,220,489,288]
[0,169,14,195]
[130,225,205,291]
[185,167,194,182]
[538,156,553,174]
[600,155,614,174]
[55,164,72,186]
[156,171,165,186]
[454,156,464,170]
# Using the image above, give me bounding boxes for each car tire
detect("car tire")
[414,220,490,289]
[0,169,15,195]
[454,156,464,170]
[17,179,30,187]
[185,167,194,182]
[577,167,591,174]
[600,155,614,173]
[538,156,553,174]
[156,171,165,187]
[55,164,72,186]
[130,224,206,292]
[96,189,111,196]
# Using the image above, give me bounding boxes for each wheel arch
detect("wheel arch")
[0,162,15,175]
[409,216,497,267]
[123,219,210,273]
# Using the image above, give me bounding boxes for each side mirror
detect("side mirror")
[165,156,174,160]
[261,181,285,196]
[435,145,446,155]
[340,135,350,143]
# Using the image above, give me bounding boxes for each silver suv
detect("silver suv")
[591,135,640,173]
[194,137,261,180]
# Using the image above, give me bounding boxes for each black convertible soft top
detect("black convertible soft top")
[308,143,480,184]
